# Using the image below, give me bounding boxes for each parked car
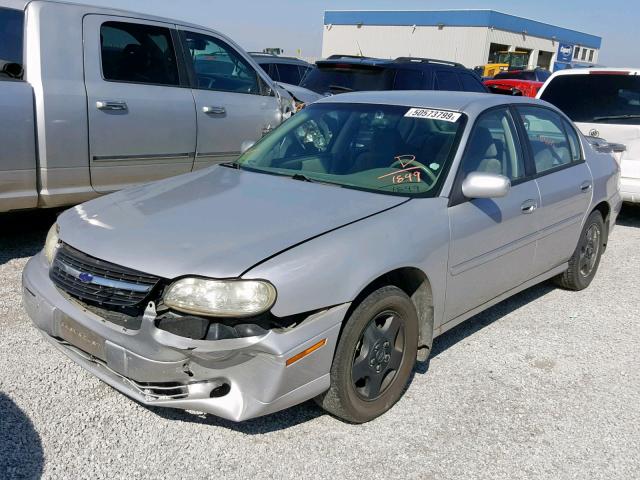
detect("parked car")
[0,0,293,213]
[23,91,621,423]
[300,55,488,96]
[538,68,640,202]
[250,52,313,86]
[484,68,551,97]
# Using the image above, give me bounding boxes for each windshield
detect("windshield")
[300,65,392,94]
[0,7,24,79]
[236,103,465,197]
[541,74,640,124]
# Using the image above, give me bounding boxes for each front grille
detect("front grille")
[50,243,161,311]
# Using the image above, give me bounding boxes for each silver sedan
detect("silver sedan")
[22,91,622,423]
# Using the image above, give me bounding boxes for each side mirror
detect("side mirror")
[240,140,255,154]
[462,172,511,199]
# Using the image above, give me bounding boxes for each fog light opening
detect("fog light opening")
[210,383,231,398]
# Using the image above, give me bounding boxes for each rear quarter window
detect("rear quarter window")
[435,70,461,91]
[0,7,24,79]
[459,73,486,92]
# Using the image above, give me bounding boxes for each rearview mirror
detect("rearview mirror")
[462,172,511,199]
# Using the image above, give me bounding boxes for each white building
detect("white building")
[322,10,602,71]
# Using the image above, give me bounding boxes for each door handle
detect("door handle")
[96,100,128,111]
[202,105,226,115]
[580,181,593,192]
[521,200,538,214]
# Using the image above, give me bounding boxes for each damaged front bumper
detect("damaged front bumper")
[22,253,347,421]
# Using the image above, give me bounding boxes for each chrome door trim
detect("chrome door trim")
[92,152,194,162]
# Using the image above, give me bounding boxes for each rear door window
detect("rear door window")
[516,106,573,174]
[0,7,24,79]
[100,21,179,86]
[540,73,640,125]
[459,73,486,92]
[435,70,461,91]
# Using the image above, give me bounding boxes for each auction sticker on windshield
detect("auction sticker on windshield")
[405,108,461,122]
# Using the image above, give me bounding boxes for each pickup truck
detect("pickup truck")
[0,0,293,213]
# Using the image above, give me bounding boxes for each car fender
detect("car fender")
[243,197,451,330]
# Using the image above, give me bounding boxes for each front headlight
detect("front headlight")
[163,278,277,317]
[44,223,59,265]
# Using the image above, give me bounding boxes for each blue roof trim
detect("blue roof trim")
[324,10,602,49]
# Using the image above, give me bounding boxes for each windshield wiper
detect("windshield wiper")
[290,173,342,187]
[219,161,240,169]
[291,173,316,182]
[328,84,354,93]
[591,114,640,121]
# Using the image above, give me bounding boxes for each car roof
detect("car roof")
[315,90,553,116]
[318,55,466,70]
[250,55,310,66]
[547,67,640,77]
[8,0,223,32]
[537,67,640,99]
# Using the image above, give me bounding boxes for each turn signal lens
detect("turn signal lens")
[286,339,327,366]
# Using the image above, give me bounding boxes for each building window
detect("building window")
[573,47,581,60]
[581,48,588,61]
[589,50,595,62]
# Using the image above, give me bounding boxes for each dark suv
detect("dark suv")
[300,55,487,96]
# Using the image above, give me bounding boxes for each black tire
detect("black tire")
[555,210,605,291]
[315,285,418,423]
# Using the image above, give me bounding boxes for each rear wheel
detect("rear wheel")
[315,286,418,423]
[555,210,605,290]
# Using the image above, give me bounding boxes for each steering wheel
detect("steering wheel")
[389,157,438,183]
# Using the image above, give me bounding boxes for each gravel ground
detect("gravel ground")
[1,206,639,480]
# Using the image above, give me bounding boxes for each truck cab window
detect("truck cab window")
[181,31,261,95]
[100,21,179,86]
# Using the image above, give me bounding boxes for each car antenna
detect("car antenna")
[356,40,364,57]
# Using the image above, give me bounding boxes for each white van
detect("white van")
[538,69,640,202]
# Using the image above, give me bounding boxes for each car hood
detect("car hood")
[276,82,325,104]
[57,167,406,279]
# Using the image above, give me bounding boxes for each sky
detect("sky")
[83,0,638,67]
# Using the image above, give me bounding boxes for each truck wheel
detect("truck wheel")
[555,210,605,291]
[315,286,418,423]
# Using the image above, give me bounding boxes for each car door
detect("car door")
[178,28,282,170]
[514,105,593,274]
[83,16,197,193]
[445,107,540,321]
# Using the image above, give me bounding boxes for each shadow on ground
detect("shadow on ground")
[616,203,640,227]
[0,393,44,480]
[0,210,58,265]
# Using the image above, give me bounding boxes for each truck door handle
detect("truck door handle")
[580,181,592,192]
[202,105,226,115]
[96,100,128,111]
[521,200,538,214]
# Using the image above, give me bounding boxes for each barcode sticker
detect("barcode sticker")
[405,108,462,122]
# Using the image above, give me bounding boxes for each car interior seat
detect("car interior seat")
[463,126,502,175]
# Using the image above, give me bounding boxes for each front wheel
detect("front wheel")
[315,286,418,423]
[555,210,605,290]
